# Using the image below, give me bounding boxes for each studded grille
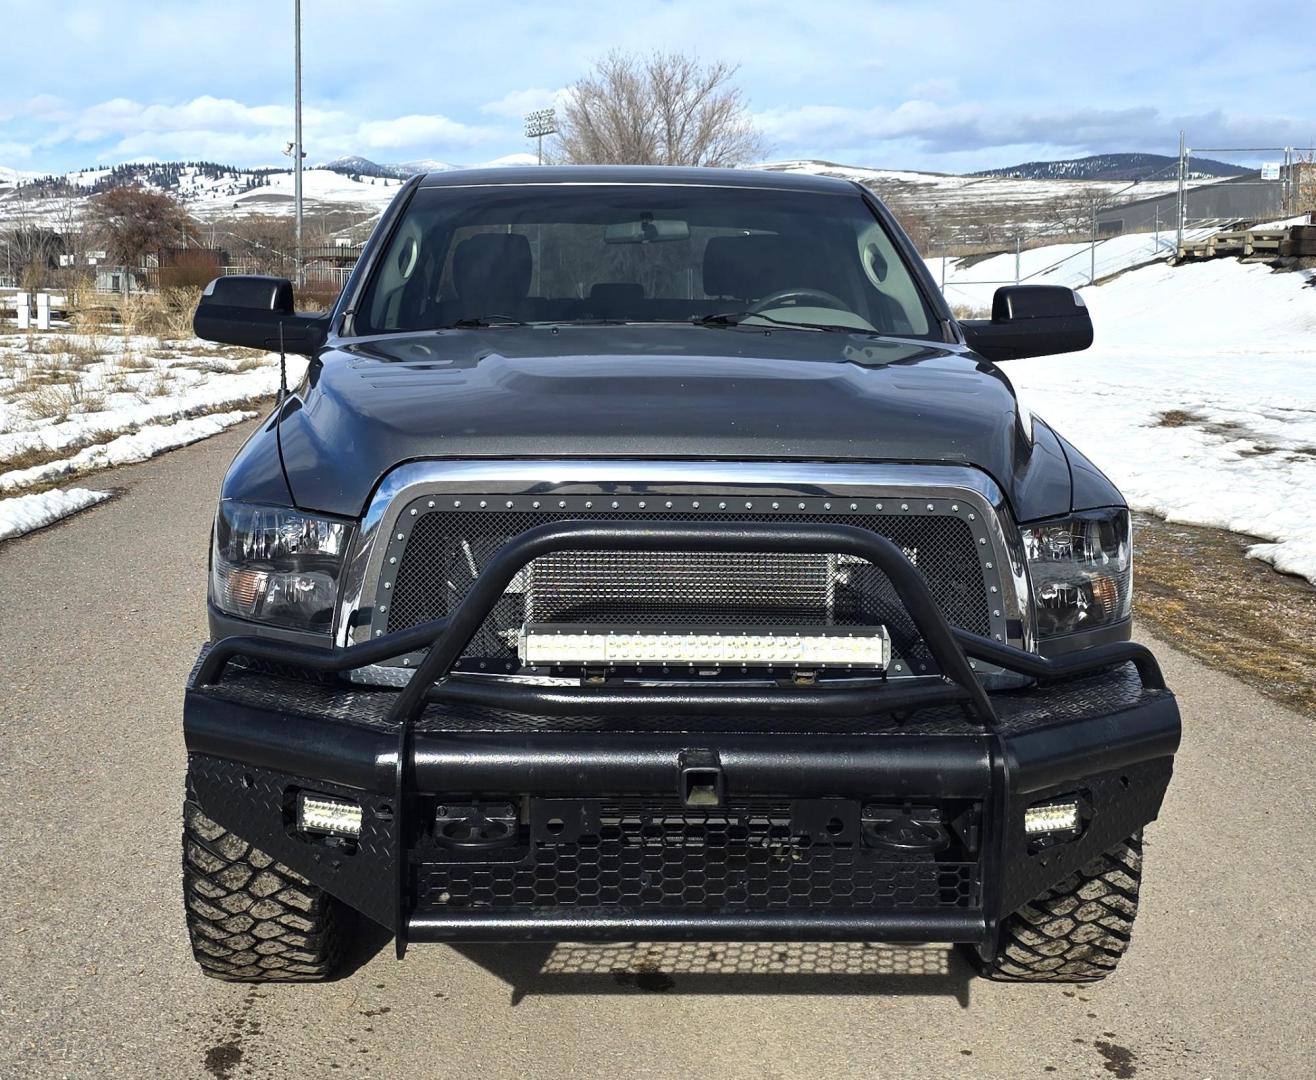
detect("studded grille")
[383,508,992,669]
[416,800,977,913]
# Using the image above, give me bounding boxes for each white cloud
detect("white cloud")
[908,78,958,103]
[754,99,1316,160]
[353,113,496,150]
[479,87,566,119]
[20,94,503,166]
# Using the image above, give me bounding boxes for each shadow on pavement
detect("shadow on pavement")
[452,941,974,1007]
[337,918,395,981]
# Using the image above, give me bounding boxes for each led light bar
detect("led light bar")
[297,793,363,837]
[518,624,890,669]
[1024,800,1081,836]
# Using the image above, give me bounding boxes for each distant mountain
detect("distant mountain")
[317,155,422,180]
[971,153,1251,182]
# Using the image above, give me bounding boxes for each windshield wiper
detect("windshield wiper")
[692,311,863,334]
[447,314,529,328]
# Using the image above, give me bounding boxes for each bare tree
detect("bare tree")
[553,51,767,167]
[1044,185,1110,237]
[220,213,298,275]
[84,185,197,270]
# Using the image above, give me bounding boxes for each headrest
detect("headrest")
[702,234,798,299]
[452,233,532,301]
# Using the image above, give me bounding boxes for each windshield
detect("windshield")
[355,183,937,338]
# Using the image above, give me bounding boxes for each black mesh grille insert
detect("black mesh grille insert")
[416,800,978,913]
[385,510,990,667]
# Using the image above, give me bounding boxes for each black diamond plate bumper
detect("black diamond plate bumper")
[185,656,1179,946]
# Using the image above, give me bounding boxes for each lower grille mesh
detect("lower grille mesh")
[417,801,978,913]
[385,509,991,668]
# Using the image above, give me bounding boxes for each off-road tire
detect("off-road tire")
[973,831,1143,982]
[183,800,349,982]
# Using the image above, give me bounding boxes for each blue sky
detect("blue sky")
[2,0,1312,174]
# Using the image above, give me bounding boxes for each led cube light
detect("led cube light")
[297,792,363,837]
[518,623,891,669]
[1024,800,1081,836]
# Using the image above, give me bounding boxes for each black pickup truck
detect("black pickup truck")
[183,166,1179,984]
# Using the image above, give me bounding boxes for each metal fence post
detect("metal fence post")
[1014,237,1021,285]
[1175,130,1186,254]
[1089,207,1097,285]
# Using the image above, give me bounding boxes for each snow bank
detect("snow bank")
[0,410,255,493]
[1006,259,1316,583]
[0,487,111,541]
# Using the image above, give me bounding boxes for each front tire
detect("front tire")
[973,832,1143,982]
[182,800,349,982]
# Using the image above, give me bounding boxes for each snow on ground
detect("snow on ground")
[0,487,110,541]
[1005,258,1316,583]
[0,332,303,461]
[0,409,255,493]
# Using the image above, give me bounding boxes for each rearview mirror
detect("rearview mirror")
[193,275,328,356]
[603,218,691,244]
[960,285,1093,362]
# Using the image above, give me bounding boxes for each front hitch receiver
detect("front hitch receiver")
[434,803,519,851]
[679,749,725,808]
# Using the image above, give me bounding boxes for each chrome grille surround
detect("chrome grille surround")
[336,461,1033,687]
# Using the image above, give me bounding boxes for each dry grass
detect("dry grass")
[16,378,105,422]
[112,288,204,341]
[1133,513,1316,718]
[951,303,990,320]
[65,332,108,369]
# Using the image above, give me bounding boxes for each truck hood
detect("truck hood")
[276,324,1076,519]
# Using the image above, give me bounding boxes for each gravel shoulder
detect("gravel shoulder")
[1,421,1313,1080]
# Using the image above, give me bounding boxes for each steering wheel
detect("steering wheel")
[749,287,851,314]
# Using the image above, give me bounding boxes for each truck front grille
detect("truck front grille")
[377,502,999,675]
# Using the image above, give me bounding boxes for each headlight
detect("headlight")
[210,502,352,632]
[1022,509,1131,638]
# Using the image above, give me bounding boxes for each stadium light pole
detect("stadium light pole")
[524,108,557,165]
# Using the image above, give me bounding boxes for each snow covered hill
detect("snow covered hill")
[0,153,545,225]
[757,159,1203,245]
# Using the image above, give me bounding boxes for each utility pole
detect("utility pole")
[293,0,304,288]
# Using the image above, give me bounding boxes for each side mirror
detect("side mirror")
[960,285,1093,362]
[193,275,328,357]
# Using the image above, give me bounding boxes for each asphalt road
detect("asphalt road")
[1,421,1312,1080]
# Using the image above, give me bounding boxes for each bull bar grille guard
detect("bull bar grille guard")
[193,519,1168,953]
